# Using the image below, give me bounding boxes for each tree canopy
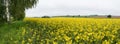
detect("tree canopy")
[0,0,38,23]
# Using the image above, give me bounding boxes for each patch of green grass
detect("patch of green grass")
[0,21,27,44]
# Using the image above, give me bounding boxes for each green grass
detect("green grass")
[0,21,26,44]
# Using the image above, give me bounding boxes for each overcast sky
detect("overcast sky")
[26,0,120,17]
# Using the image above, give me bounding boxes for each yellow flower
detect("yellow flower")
[102,40,110,44]
[28,38,32,43]
[22,28,26,36]
[63,35,71,41]
[22,40,25,44]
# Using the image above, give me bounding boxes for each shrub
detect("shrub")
[107,15,112,18]
[41,16,51,18]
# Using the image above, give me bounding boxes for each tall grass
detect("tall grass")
[0,21,26,44]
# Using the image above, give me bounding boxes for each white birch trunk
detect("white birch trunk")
[5,0,10,22]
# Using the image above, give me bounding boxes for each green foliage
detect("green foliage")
[0,0,7,22]
[0,0,38,23]
[0,21,27,44]
[107,15,112,18]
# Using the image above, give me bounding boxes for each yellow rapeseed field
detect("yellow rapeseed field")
[21,18,120,44]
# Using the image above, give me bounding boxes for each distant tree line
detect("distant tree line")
[51,14,112,18]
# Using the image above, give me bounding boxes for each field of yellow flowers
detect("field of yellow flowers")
[20,18,120,44]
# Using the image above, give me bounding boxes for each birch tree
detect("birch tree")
[0,0,38,23]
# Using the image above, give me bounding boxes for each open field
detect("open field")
[0,18,120,44]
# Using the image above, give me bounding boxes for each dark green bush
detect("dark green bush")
[41,16,51,18]
[107,15,112,18]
